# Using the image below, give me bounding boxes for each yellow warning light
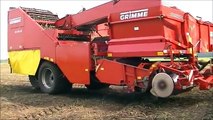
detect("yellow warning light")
[100,68,104,71]
[150,64,157,70]
[157,52,164,56]
[50,58,54,62]
[152,64,157,68]
[107,53,113,57]
[44,57,49,60]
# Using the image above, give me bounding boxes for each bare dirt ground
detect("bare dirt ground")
[0,63,213,120]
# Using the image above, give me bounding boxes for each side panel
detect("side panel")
[8,8,25,50]
[56,41,91,84]
[96,59,151,85]
[200,25,209,52]
[8,8,57,63]
[107,4,165,57]
[184,14,200,53]
[96,60,124,85]
[110,6,163,39]
[210,27,213,51]
[108,36,166,57]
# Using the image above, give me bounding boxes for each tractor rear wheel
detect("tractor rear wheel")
[38,61,71,94]
[29,75,40,90]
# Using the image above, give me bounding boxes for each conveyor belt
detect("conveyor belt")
[21,7,59,21]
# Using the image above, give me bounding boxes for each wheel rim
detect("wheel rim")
[41,68,54,89]
[157,80,167,90]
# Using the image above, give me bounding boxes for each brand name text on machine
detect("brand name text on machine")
[120,9,148,20]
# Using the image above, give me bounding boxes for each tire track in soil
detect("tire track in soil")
[20,104,67,120]
[10,104,30,111]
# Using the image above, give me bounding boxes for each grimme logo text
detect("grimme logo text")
[120,9,148,20]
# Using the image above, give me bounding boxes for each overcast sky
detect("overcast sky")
[0,0,212,60]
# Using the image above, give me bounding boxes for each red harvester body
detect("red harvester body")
[8,0,213,98]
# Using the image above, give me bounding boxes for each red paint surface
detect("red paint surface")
[8,0,213,90]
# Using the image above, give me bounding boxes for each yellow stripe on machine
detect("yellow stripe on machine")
[8,50,40,75]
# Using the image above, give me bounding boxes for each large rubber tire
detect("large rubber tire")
[38,62,71,94]
[29,75,40,90]
[86,72,109,90]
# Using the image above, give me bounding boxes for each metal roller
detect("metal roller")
[150,73,174,98]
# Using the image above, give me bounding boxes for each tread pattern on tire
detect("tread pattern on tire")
[29,75,40,90]
[38,61,72,94]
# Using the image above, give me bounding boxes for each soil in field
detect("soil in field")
[0,63,213,120]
